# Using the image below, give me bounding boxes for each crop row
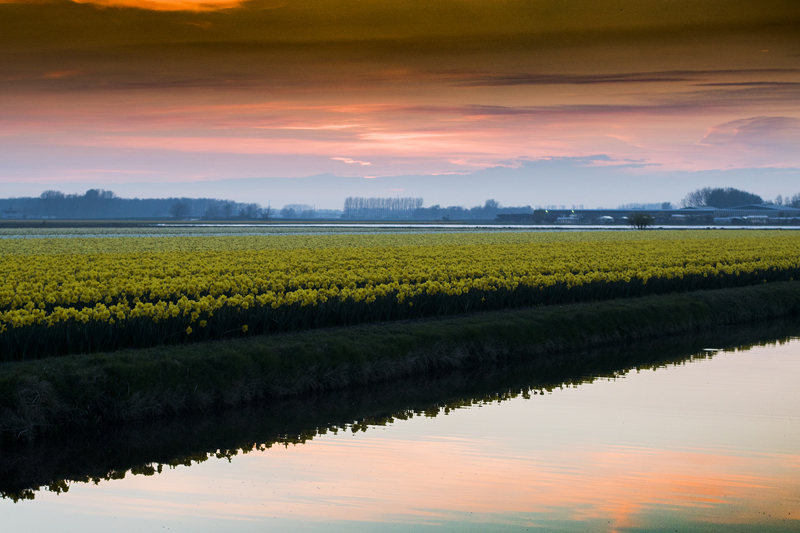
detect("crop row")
[2,231,799,360]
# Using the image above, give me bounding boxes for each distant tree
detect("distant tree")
[477,199,500,219]
[203,205,220,219]
[238,203,262,219]
[84,189,116,200]
[281,204,315,218]
[39,190,67,216]
[40,190,65,200]
[169,201,191,219]
[280,207,297,219]
[343,197,423,219]
[220,201,236,219]
[707,188,763,208]
[681,188,711,207]
[3,190,272,220]
[260,205,271,220]
[681,187,762,208]
[628,213,655,230]
[789,193,800,208]
[661,202,674,210]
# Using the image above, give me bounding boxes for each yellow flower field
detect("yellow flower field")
[2,230,799,359]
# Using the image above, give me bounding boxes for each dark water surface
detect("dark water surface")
[2,322,799,532]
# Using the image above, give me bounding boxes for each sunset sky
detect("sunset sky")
[1,0,799,207]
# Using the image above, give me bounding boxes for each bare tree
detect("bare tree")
[343,197,423,219]
[628,213,655,230]
[681,188,712,208]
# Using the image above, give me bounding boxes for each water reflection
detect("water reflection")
[1,320,799,531]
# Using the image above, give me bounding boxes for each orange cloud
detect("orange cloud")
[42,70,80,79]
[69,0,243,11]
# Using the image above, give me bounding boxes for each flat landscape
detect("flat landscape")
[3,0,799,529]
[2,225,800,532]
[4,227,799,359]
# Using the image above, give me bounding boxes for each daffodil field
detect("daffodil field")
[2,230,799,360]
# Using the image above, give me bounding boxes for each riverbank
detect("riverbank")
[2,281,799,442]
[4,317,799,501]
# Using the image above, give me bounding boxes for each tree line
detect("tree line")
[341,197,537,220]
[1,190,270,220]
[5,187,798,222]
[680,187,800,209]
[411,199,534,220]
[343,197,424,219]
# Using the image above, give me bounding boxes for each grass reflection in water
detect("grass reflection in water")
[2,318,798,504]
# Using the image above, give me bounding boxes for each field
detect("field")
[2,229,800,360]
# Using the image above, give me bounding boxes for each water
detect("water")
[2,327,799,531]
[2,224,799,239]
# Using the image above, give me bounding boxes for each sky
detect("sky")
[1,0,799,208]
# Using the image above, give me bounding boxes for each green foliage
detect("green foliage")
[1,281,800,445]
[3,267,799,361]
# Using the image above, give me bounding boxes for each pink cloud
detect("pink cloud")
[331,157,372,166]
[2,87,799,180]
[699,116,800,150]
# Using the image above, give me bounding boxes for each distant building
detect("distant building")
[556,214,581,224]
[497,203,800,226]
[714,204,800,218]
[714,204,800,225]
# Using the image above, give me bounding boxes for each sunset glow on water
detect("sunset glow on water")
[3,338,798,531]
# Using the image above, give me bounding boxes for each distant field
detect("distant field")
[0,223,534,240]
[2,229,799,360]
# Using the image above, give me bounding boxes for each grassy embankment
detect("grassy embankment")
[4,317,798,502]
[1,281,799,442]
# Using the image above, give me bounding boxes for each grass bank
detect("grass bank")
[4,318,799,501]
[1,281,799,442]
